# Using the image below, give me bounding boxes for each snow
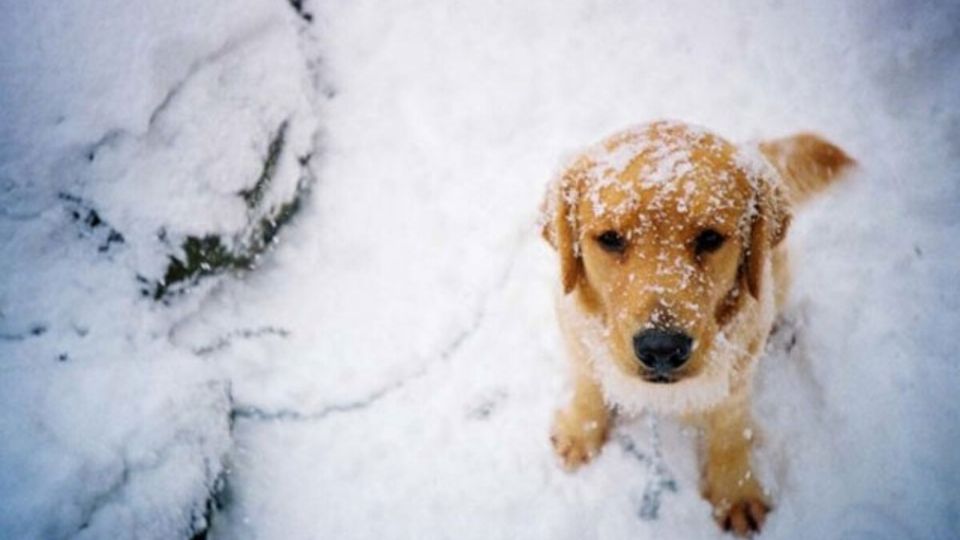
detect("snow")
[2,0,959,539]
[1,0,319,537]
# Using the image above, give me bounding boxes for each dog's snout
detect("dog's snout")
[632,329,693,374]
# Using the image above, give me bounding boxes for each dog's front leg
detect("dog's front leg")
[701,391,770,536]
[550,353,610,470]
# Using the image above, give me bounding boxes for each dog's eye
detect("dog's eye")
[596,230,627,253]
[694,229,726,255]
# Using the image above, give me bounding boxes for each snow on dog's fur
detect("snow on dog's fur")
[541,120,853,536]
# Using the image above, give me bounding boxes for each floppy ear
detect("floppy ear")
[541,166,583,294]
[744,179,791,300]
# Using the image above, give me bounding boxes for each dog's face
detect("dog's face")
[544,122,789,387]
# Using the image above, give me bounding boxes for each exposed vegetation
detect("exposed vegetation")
[287,0,314,22]
[188,466,231,540]
[59,192,126,253]
[239,121,288,209]
[152,121,313,301]
[152,235,251,299]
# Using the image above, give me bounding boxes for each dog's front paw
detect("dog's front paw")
[705,476,770,538]
[702,427,771,535]
[713,496,769,537]
[550,408,608,470]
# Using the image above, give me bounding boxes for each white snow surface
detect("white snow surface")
[1,0,319,537]
[2,0,959,539]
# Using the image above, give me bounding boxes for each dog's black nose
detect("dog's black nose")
[632,329,693,373]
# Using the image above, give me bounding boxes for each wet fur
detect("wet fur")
[543,121,853,536]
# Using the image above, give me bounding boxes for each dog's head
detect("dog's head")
[543,121,790,388]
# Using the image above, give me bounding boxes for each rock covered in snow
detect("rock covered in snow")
[0,0,322,537]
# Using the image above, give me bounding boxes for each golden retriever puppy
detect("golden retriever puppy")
[542,121,853,536]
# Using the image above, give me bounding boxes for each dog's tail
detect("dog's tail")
[759,133,855,207]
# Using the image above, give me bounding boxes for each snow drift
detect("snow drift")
[1,0,958,539]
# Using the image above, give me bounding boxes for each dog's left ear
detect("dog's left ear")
[541,163,584,294]
[744,174,791,300]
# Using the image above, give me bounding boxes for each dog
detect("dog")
[541,120,853,536]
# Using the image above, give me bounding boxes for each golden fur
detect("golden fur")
[542,121,853,536]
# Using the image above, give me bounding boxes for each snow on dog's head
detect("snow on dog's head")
[543,121,789,413]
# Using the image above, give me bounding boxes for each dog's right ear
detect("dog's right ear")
[541,165,583,294]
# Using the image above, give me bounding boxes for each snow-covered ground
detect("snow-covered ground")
[2,0,959,538]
